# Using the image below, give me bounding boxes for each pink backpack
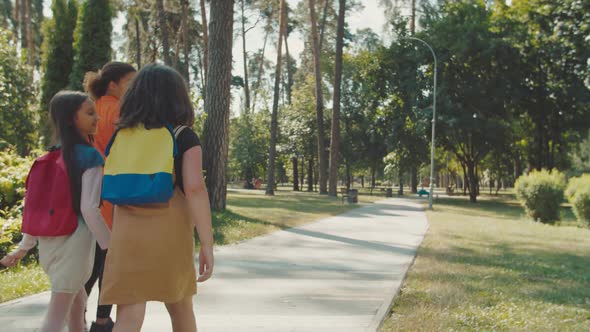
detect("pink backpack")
[21,148,78,236]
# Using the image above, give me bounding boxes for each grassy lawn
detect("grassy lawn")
[210,188,382,245]
[381,194,590,331]
[0,264,49,303]
[1,189,381,303]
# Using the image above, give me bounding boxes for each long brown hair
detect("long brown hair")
[49,91,91,214]
[118,64,195,129]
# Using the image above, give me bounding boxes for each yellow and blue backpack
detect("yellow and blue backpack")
[101,124,178,205]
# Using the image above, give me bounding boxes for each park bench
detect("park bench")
[418,188,429,197]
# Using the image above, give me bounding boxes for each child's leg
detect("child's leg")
[165,296,196,332]
[112,303,146,332]
[67,288,88,332]
[40,292,76,332]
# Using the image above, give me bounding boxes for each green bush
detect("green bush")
[0,149,34,210]
[0,149,37,265]
[565,174,590,226]
[515,169,566,224]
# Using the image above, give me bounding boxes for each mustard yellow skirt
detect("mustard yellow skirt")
[100,189,196,305]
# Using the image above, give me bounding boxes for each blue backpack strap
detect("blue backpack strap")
[104,129,120,157]
[164,124,178,158]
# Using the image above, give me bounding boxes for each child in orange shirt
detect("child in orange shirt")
[83,62,136,332]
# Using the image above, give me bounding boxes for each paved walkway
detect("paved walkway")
[0,198,429,332]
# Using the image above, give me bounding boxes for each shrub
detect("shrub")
[0,149,37,266]
[515,169,565,224]
[0,149,34,209]
[565,174,590,226]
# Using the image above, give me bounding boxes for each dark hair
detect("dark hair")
[118,64,195,129]
[49,91,91,214]
[84,62,136,100]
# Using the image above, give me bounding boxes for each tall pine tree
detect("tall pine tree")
[69,0,112,91]
[40,0,78,143]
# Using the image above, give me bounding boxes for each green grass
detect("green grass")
[209,188,382,245]
[1,189,381,303]
[0,264,49,303]
[381,194,590,331]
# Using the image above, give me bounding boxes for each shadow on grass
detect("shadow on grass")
[433,195,579,225]
[228,192,354,214]
[416,241,590,307]
[201,209,290,246]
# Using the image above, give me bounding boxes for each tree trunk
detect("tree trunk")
[410,0,416,34]
[461,162,469,196]
[266,0,286,196]
[13,0,19,43]
[328,0,345,197]
[25,0,33,68]
[398,170,404,195]
[200,0,209,91]
[156,0,172,66]
[251,24,269,113]
[19,0,25,49]
[467,162,478,203]
[241,0,251,113]
[300,156,305,190]
[410,167,418,193]
[318,0,329,53]
[135,15,141,68]
[345,161,351,190]
[308,0,328,195]
[307,157,314,192]
[292,157,299,191]
[284,29,293,105]
[181,0,191,83]
[202,0,234,211]
[371,166,376,188]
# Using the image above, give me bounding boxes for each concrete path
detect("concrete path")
[0,198,429,332]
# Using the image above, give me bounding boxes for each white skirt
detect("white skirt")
[38,217,95,293]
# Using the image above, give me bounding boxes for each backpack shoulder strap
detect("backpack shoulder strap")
[104,129,120,157]
[174,125,189,139]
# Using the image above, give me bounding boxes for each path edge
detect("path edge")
[365,206,430,332]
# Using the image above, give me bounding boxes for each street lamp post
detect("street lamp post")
[404,36,437,210]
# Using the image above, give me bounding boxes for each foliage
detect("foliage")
[421,1,520,202]
[0,28,38,156]
[565,174,590,226]
[40,0,78,144]
[515,169,566,223]
[69,0,113,91]
[507,0,590,170]
[0,149,37,265]
[228,111,270,183]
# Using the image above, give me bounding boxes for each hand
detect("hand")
[0,249,27,267]
[197,246,214,282]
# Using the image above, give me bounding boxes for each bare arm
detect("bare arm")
[182,145,214,282]
[80,166,111,250]
[0,234,36,267]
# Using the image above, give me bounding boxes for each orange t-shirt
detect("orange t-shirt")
[94,95,120,229]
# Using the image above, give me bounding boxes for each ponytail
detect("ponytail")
[84,71,108,100]
[83,62,137,100]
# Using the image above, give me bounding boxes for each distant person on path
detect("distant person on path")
[99,64,214,332]
[0,91,111,332]
[83,61,136,332]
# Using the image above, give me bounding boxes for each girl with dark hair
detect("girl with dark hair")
[0,91,111,332]
[100,64,214,332]
[83,61,136,332]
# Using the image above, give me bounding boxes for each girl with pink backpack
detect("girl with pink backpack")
[0,91,111,332]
